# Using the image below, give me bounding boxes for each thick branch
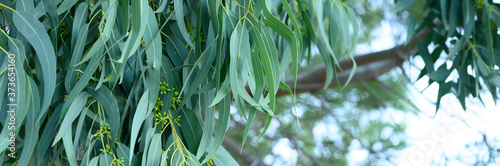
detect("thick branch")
[274,28,430,96]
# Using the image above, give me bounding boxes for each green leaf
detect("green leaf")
[330,2,349,57]
[117,144,139,166]
[346,6,359,55]
[344,8,359,88]
[241,42,267,149]
[129,90,150,165]
[89,156,99,166]
[279,81,295,105]
[57,0,78,15]
[160,149,169,166]
[214,6,226,91]
[99,153,113,166]
[314,0,339,67]
[430,65,452,82]
[82,138,96,165]
[485,7,495,67]
[194,79,216,94]
[201,97,230,164]
[209,79,230,107]
[146,134,162,166]
[0,30,7,48]
[343,56,357,90]
[7,38,29,132]
[258,26,280,112]
[33,1,46,18]
[228,23,251,113]
[141,128,155,166]
[241,107,256,150]
[37,105,62,164]
[13,11,56,127]
[164,36,189,67]
[226,25,262,116]
[119,0,129,34]
[280,0,302,51]
[196,98,215,159]
[168,136,201,166]
[490,6,500,26]
[314,37,336,89]
[75,0,118,66]
[144,6,163,70]
[179,108,202,153]
[447,0,459,38]
[73,107,89,151]
[436,82,454,112]
[53,92,88,146]
[463,0,473,24]
[85,84,120,145]
[417,40,435,73]
[62,126,78,166]
[213,147,239,166]
[258,116,273,140]
[95,58,108,90]
[115,0,148,85]
[405,17,416,45]
[71,3,88,49]
[59,46,104,133]
[65,24,89,93]
[176,28,218,110]
[18,76,40,166]
[155,0,168,13]
[0,129,11,156]
[447,1,474,59]
[144,6,162,114]
[457,81,467,110]
[263,1,300,92]
[440,0,448,30]
[16,0,34,13]
[41,0,58,55]
[173,0,195,48]
[296,1,315,41]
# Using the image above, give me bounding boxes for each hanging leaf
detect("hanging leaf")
[13,11,56,127]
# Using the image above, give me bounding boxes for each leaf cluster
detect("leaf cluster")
[408,0,500,112]
[0,0,357,165]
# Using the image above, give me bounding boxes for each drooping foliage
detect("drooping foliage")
[408,0,500,111]
[0,0,357,165]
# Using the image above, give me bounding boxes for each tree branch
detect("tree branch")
[272,27,430,97]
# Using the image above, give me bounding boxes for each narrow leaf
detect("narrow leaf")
[53,92,88,146]
[129,90,150,166]
[13,11,56,127]
[146,134,162,166]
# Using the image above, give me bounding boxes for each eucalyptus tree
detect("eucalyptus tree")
[0,0,499,165]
